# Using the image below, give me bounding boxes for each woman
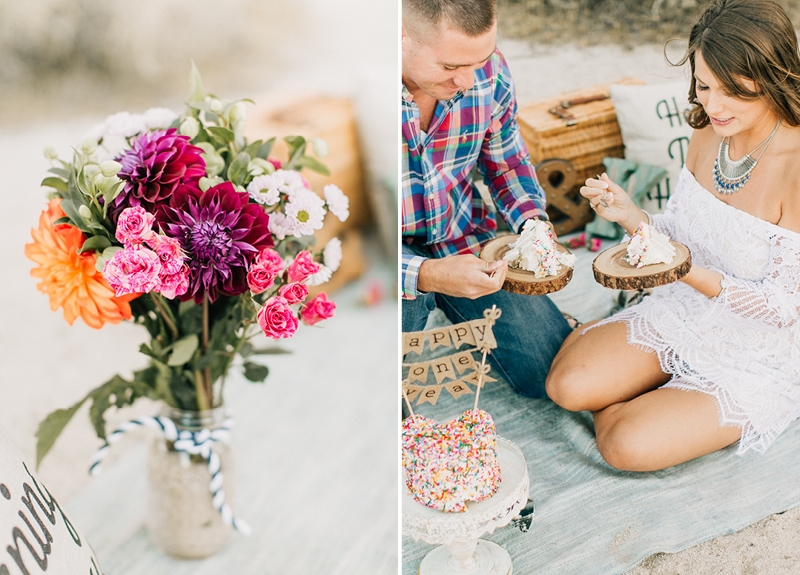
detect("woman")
[546,0,800,472]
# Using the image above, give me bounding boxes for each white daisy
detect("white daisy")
[322,237,343,272]
[144,107,179,130]
[324,184,350,222]
[285,190,326,236]
[272,169,308,196]
[268,211,294,241]
[247,174,281,206]
[306,265,333,286]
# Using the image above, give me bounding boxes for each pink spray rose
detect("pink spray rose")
[300,292,336,326]
[247,265,277,295]
[255,247,285,274]
[258,296,299,339]
[286,251,320,283]
[247,247,285,294]
[103,246,162,296]
[158,266,190,299]
[278,282,309,305]
[116,206,157,247]
[152,235,185,275]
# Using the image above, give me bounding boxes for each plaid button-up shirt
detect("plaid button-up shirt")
[401,49,546,299]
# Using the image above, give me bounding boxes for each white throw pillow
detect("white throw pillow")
[0,423,103,575]
[610,81,694,214]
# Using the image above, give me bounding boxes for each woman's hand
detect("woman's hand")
[580,174,648,234]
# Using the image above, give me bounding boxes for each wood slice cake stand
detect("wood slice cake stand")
[403,437,530,575]
[480,235,573,295]
[592,241,691,290]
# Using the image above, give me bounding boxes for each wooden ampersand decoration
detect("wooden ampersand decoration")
[536,158,594,236]
[402,306,502,415]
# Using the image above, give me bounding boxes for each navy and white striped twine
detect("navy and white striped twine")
[89,415,252,535]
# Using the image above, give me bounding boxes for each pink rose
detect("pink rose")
[153,235,185,275]
[103,246,162,296]
[116,206,157,247]
[247,265,277,295]
[258,296,299,339]
[286,250,320,283]
[158,266,190,299]
[255,248,285,274]
[278,282,309,305]
[300,292,336,326]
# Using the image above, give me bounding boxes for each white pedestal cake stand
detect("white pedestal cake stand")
[402,437,530,575]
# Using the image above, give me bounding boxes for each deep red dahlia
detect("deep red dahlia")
[157,182,274,303]
[114,128,206,214]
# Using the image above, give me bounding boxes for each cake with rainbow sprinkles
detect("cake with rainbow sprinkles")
[625,222,676,268]
[503,219,576,278]
[402,409,501,513]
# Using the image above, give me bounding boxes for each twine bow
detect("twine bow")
[89,414,252,535]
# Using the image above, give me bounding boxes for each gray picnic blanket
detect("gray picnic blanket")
[402,367,800,575]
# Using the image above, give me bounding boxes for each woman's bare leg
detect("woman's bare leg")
[594,387,742,471]
[546,320,670,412]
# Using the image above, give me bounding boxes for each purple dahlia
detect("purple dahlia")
[114,128,206,214]
[157,182,273,304]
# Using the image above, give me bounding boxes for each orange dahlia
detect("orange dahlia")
[24,200,136,329]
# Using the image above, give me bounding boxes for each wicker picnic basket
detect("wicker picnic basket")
[517,78,644,235]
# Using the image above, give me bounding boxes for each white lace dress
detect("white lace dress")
[593,166,800,454]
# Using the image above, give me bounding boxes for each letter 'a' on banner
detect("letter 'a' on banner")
[402,306,502,413]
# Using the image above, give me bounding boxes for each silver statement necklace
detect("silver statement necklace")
[713,118,781,194]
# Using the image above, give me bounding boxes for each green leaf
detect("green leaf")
[207,126,235,145]
[88,372,158,440]
[256,138,275,160]
[78,235,112,254]
[48,167,70,178]
[53,216,72,226]
[188,60,206,104]
[35,400,85,467]
[243,139,263,159]
[299,155,331,176]
[243,361,270,383]
[239,341,254,357]
[41,176,68,192]
[249,346,293,355]
[58,198,92,234]
[167,334,199,366]
[227,151,251,186]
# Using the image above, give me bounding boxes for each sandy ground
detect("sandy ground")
[501,38,800,575]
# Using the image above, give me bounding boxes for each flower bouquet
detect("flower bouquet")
[25,64,347,556]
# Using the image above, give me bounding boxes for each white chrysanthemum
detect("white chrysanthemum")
[102,112,148,138]
[247,174,280,205]
[144,107,179,130]
[285,190,326,236]
[268,211,294,241]
[322,237,343,272]
[306,265,333,286]
[272,169,308,196]
[324,184,350,222]
[88,134,131,163]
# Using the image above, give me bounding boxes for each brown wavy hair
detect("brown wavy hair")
[671,0,800,129]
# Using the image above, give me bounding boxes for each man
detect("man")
[401,0,571,398]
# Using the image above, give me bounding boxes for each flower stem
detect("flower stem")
[151,293,179,341]
[202,294,213,408]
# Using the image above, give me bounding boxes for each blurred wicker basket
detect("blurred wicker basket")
[518,78,644,234]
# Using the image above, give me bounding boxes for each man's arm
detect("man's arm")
[479,53,547,234]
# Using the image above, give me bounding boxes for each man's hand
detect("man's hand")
[417,254,508,299]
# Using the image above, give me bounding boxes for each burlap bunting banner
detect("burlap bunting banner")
[402,316,497,356]
[402,306,502,408]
